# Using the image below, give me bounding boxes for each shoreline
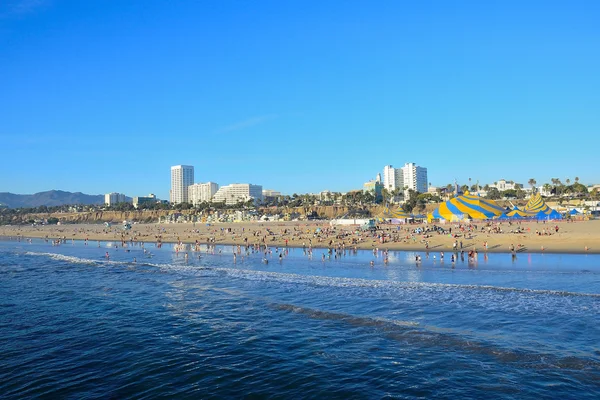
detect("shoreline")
[1,219,599,255]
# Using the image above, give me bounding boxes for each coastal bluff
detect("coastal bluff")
[4,205,389,225]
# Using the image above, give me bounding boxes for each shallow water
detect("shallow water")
[1,239,599,398]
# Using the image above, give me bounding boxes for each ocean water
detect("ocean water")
[0,238,599,399]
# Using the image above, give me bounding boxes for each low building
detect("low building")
[212,183,263,205]
[363,180,384,202]
[262,189,282,204]
[133,194,157,208]
[489,179,522,191]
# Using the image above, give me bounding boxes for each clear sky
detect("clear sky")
[1,0,599,198]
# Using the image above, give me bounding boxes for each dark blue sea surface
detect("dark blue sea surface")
[1,238,599,399]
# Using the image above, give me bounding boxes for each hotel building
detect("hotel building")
[170,165,194,204]
[212,184,263,205]
[188,182,220,206]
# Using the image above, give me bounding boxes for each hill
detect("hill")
[0,190,105,208]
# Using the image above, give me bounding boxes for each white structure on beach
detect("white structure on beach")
[212,183,263,205]
[104,192,127,206]
[383,165,403,191]
[401,162,428,195]
[188,182,219,206]
[170,165,194,204]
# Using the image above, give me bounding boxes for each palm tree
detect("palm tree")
[528,178,536,188]
[566,178,571,186]
[575,176,580,184]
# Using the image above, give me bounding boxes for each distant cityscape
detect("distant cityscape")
[98,164,600,209]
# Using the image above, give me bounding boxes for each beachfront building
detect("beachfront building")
[212,184,263,205]
[319,190,333,201]
[170,165,194,204]
[489,179,522,191]
[104,192,127,206]
[363,180,384,202]
[262,189,281,198]
[383,165,404,192]
[188,182,219,206]
[262,189,282,204]
[133,194,157,209]
[401,162,428,197]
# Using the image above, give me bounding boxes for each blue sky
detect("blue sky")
[1,0,599,198]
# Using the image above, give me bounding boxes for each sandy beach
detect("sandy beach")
[1,219,599,254]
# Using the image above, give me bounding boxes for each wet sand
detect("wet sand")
[1,219,599,254]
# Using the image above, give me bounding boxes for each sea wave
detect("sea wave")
[20,251,600,299]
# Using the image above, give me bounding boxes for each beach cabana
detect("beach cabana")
[568,209,580,215]
[428,191,505,222]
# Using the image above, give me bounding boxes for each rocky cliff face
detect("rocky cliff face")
[7,203,457,225]
[13,206,384,224]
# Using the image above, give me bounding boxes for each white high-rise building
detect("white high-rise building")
[212,184,263,205]
[104,192,127,206]
[401,162,428,196]
[383,165,404,192]
[188,182,219,206]
[170,165,194,204]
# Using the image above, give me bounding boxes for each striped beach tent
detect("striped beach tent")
[428,191,505,221]
[376,204,411,222]
[506,209,530,218]
[523,193,551,214]
[524,194,562,219]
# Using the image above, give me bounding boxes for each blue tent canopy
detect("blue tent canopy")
[569,209,580,215]
[536,209,562,220]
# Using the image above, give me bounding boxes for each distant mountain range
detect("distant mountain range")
[0,190,106,208]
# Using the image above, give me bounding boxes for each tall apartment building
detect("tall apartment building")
[212,184,263,205]
[383,165,404,191]
[188,182,219,206]
[401,162,428,195]
[170,165,194,204]
[104,192,126,206]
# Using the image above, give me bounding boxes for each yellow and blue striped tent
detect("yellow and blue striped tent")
[523,194,563,219]
[376,204,411,222]
[506,209,531,218]
[428,191,505,221]
[524,193,550,213]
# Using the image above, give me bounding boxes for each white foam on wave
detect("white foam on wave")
[150,262,600,299]
[24,251,100,265]
[21,251,600,301]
